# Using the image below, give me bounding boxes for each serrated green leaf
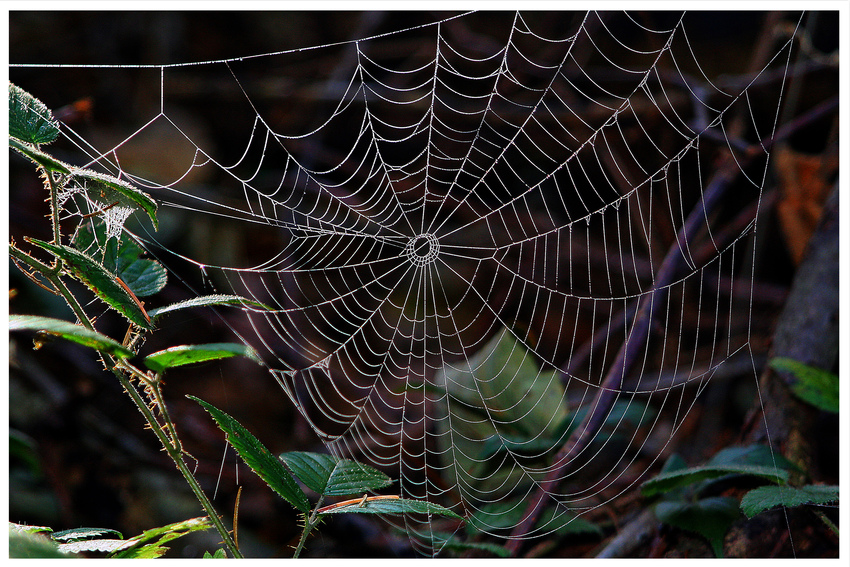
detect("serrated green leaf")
[9,522,53,535]
[9,137,72,173]
[73,222,167,297]
[66,168,158,230]
[115,256,167,297]
[642,464,788,498]
[143,343,261,374]
[770,357,839,413]
[655,496,740,557]
[109,516,212,559]
[190,397,310,512]
[9,530,70,558]
[430,532,510,557]
[641,445,792,498]
[59,539,130,555]
[479,399,654,461]
[51,527,123,542]
[706,444,798,471]
[203,548,228,558]
[9,315,133,359]
[435,327,569,494]
[148,294,272,321]
[280,452,392,497]
[740,484,839,518]
[26,239,153,329]
[317,497,461,519]
[467,499,600,536]
[9,83,60,144]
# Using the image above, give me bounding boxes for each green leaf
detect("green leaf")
[51,527,123,542]
[115,256,167,297]
[9,137,72,173]
[741,484,839,518]
[9,530,70,558]
[641,445,792,498]
[9,315,133,359]
[203,548,228,558]
[148,294,272,321]
[430,532,511,557]
[9,83,60,144]
[27,239,153,329]
[655,497,740,557]
[479,399,654,461]
[190,396,310,512]
[109,516,212,559]
[280,451,393,497]
[642,464,788,498]
[317,496,461,519]
[66,168,158,231]
[73,223,167,297]
[467,499,600,536]
[59,539,130,555]
[770,357,839,413]
[440,327,568,436]
[144,343,261,374]
[435,327,568,492]
[9,522,53,535]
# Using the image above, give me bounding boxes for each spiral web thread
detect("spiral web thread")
[13,11,802,555]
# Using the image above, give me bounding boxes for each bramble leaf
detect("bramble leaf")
[770,357,839,413]
[143,343,261,374]
[9,83,60,145]
[280,451,392,497]
[190,396,310,513]
[27,238,153,329]
[109,516,212,559]
[67,168,158,231]
[51,527,123,543]
[655,496,740,557]
[10,315,133,359]
[74,222,167,297]
[148,294,272,321]
[430,532,511,557]
[641,445,792,497]
[317,496,461,519]
[9,137,72,174]
[740,484,839,518]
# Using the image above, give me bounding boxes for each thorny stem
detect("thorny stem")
[10,174,244,557]
[44,168,62,258]
[293,496,325,559]
[10,243,93,331]
[149,372,184,453]
[109,360,243,558]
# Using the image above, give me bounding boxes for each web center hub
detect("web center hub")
[404,233,439,267]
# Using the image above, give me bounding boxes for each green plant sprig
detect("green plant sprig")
[8,83,270,558]
[190,396,462,558]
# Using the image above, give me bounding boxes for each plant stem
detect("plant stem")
[150,374,183,453]
[14,157,243,557]
[9,245,242,558]
[293,496,325,559]
[44,169,62,254]
[111,360,243,558]
[10,243,94,330]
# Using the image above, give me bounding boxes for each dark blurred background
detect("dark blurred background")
[9,11,839,557]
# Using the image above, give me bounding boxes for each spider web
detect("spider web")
[12,10,806,556]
